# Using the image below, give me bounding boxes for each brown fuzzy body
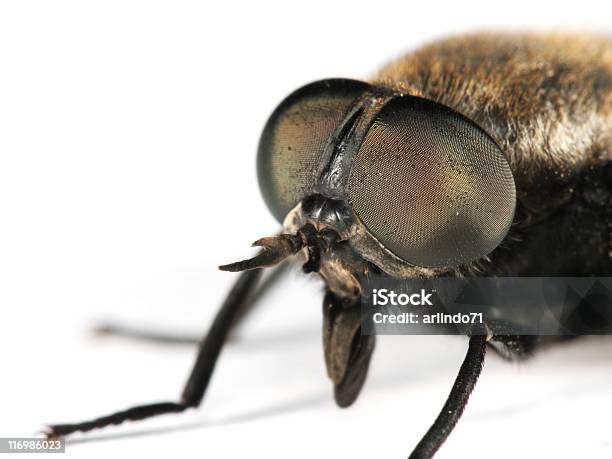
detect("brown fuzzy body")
[374,34,612,276]
[43,33,612,451]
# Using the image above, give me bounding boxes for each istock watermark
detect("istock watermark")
[372,288,434,306]
[361,277,612,335]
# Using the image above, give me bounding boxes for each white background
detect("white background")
[1,1,611,458]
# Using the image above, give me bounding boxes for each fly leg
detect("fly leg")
[46,267,264,437]
[94,263,289,346]
[409,332,487,459]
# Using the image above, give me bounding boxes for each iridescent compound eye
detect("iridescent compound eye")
[347,96,516,268]
[257,79,369,221]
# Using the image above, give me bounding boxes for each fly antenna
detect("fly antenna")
[219,231,306,272]
[219,224,340,273]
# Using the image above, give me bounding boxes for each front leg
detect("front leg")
[46,268,262,437]
[94,263,290,346]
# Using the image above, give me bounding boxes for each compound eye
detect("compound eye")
[257,79,369,221]
[347,96,516,268]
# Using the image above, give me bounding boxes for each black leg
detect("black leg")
[408,334,487,459]
[94,322,201,345]
[93,263,289,346]
[46,268,263,437]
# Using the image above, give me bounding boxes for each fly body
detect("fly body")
[46,33,612,459]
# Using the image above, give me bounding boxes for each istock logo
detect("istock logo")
[372,288,434,306]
